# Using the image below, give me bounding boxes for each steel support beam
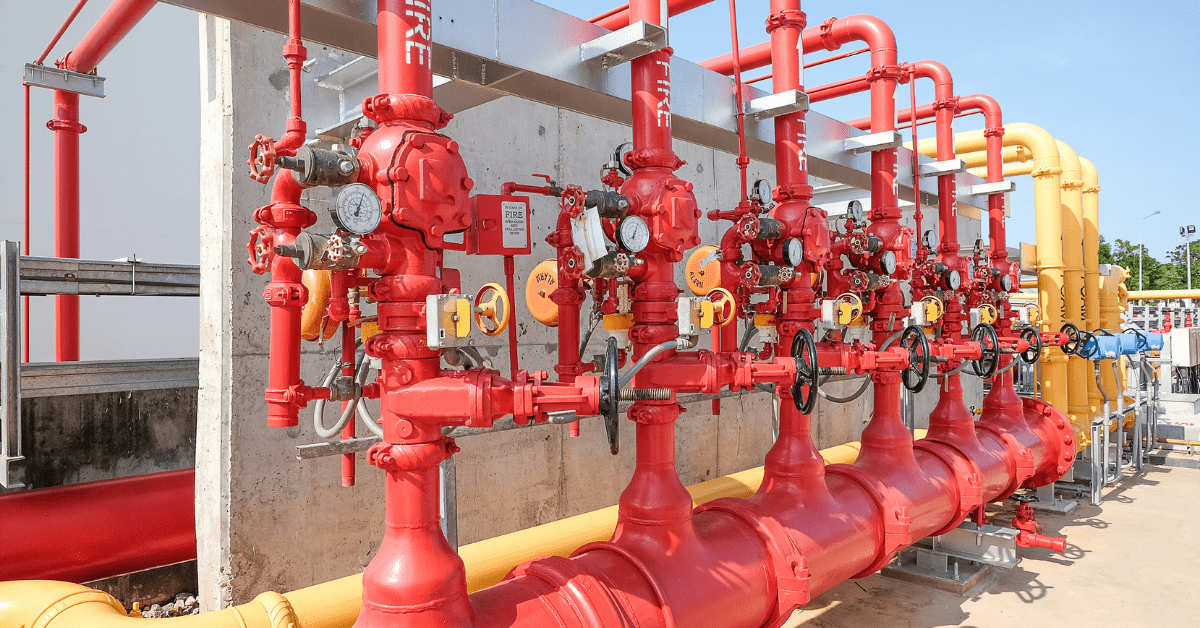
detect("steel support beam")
[160,0,988,211]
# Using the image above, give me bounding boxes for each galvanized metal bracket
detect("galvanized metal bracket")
[1,241,24,488]
[24,63,105,98]
[967,181,1016,196]
[580,21,668,68]
[843,131,903,154]
[744,90,809,122]
[918,159,966,178]
[922,522,1020,569]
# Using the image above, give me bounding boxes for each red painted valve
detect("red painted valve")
[247,134,278,184]
[1012,500,1066,552]
[246,226,276,275]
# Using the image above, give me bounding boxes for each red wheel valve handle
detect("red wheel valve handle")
[247,226,276,275]
[247,134,278,183]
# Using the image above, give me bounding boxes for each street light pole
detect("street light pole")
[1185,225,1196,290]
[1141,210,1162,291]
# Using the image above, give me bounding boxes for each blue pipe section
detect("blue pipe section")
[1077,330,1163,360]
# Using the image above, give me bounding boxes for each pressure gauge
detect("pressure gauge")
[332,183,382,235]
[613,142,635,176]
[999,274,1013,291]
[946,270,962,291]
[923,230,938,252]
[847,200,864,222]
[616,215,650,253]
[879,250,897,275]
[752,179,773,203]
[783,237,804,266]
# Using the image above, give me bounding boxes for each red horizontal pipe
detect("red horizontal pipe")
[593,0,715,30]
[0,469,196,583]
[60,0,156,73]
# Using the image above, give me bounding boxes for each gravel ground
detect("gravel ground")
[135,592,200,617]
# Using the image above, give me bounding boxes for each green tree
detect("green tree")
[1165,239,1200,290]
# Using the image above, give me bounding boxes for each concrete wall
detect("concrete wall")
[4,387,197,492]
[199,19,984,607]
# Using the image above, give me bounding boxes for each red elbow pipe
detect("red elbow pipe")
[0,469,196,583]
[59,0,156,74]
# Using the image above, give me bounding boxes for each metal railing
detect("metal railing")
[0,240,200,488]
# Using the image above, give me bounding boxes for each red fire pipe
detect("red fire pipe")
[48,0,156,361]
[592,0,715,30]
[0,469,196,583]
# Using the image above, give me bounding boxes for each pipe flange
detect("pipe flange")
[765,9,806,33]
[697,498,811,621]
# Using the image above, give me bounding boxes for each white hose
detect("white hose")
[312,359,361,439]
[356,356,384,438]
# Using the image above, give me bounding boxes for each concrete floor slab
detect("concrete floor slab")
[784,465,1200,627]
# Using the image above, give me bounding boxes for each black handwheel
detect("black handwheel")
[971,323,1000,378]
[1074,330,1097,359]
[1060,323,1081,355]
[901,325,931,393]
[790,328,819,414]
[598,337,621,455]
[1019,327,1042,364]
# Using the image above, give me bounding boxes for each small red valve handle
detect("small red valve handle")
[247,226,276,275]
[248,134,278,184]
[532,173,553,185]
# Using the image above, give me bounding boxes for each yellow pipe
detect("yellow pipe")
[1053,139,1091,444]
[1100,265,1135,427]
[0,433,900,628]
[967,161,1036,178]
[1080,157,1104,425]
[1126,289,1200,300]
[958,144,1032,168]
[1020,279,1038,289]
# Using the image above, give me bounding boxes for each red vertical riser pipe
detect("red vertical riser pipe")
[50,90,81,362]
[47,0,156,361]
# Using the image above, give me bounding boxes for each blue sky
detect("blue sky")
[544,1,1200,258]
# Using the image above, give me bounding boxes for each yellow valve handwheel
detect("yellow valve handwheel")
[921,296,944,322]
[685,245,721,296]
[979,304,998,325]
[706,287,737,327]
[836,293,864,325]
[525,259,560,327]
[474,282,512,336]
[300,269,338,342]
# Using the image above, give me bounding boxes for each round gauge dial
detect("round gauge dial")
[999,274,1013,291]
[332,183,382,235]
[879,250,897,275]
[783,237,804,266]
[616,215,650,253]
[613,142,635,176]
[752,179,773,203]
[923,230,938,252]
[946,270,962,290]
[847,200,864,222]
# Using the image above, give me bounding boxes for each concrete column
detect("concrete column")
[197,17,384,609]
